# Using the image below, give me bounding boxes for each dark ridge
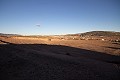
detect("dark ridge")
[79,31,120,37]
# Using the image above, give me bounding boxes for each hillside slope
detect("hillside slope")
[79,31,120,37]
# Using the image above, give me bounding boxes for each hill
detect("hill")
[1,31,120,37]
[79,31,120,37]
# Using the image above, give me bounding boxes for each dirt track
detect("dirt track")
[0,37,120,80]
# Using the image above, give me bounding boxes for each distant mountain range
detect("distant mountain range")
[0,31,120,37]
[0,33,21,37]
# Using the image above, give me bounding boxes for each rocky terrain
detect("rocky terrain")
[0,31,120,80]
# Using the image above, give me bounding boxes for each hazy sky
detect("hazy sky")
[0,0,120,35]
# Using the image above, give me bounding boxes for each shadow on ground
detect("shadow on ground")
[0,42,120,80]
[106,46,120,50]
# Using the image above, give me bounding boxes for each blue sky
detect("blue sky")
[0,0,120,35]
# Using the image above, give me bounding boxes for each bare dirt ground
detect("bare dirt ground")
[0,36,120,80]
[1,36,120,55]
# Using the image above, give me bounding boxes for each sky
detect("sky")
[0,0,120,35]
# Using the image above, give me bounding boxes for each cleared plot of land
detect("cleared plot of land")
[0,36,120,55]
[0,36,120,80]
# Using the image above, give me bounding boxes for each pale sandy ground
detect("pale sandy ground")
[0,36,120,80]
